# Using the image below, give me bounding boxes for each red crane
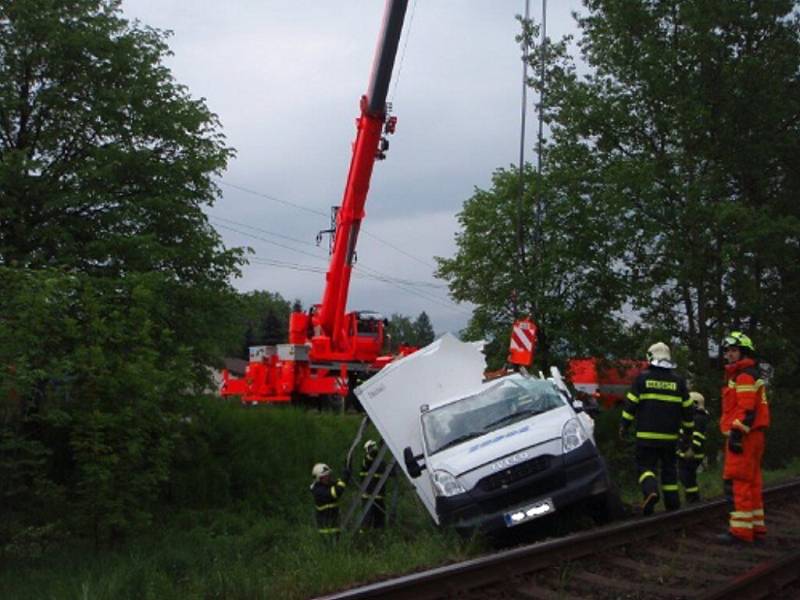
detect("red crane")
[222,0,411,404]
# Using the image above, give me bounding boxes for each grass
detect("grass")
[1,399,798,599]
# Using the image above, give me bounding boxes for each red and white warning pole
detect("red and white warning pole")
[508,317,538,367]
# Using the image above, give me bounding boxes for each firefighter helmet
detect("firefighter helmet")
[690,391,705,410]
[722,331,755,353]
[311,463,332,481]
[647,342,674,368]
[364,439,378,455]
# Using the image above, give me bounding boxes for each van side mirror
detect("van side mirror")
[403,446,425,479]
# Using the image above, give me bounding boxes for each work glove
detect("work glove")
[728,429,744,454]
[679,448,695,460]
[342,468,352,484]
[618,425,630,442]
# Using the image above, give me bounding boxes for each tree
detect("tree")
[413,311,435,347]
[0,0,246,544]
[387,313,415,351]
[228,291,291,358]
[534,0,800,393]
[0,0,243,368]
[436,164,632,369]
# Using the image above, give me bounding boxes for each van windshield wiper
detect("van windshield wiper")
[482,408,543,432]
[433,432,484,453]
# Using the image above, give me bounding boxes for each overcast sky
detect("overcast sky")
[120,1,584,334]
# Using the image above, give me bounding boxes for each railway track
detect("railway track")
[316,478,800,600]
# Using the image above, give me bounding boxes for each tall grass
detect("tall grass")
[1,398,797,599]
[0,400,482,599]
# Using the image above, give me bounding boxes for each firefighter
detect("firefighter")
[677,391,710,503]
[359,439,387,529]
[310,463,347,538]
[719,331,770,544]
[619,342,693,516]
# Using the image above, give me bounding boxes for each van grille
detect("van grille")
[477,455,552,492]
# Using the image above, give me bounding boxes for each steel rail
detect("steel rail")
[697,549,800,600]
[315,478,800,600]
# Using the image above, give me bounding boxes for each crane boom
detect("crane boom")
[221,0,411,405]
[316,0,408,352]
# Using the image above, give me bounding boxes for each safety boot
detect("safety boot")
[715,531,751,545]
[642,492,658,516]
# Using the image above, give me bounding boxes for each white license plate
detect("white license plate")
[504,498,555,527]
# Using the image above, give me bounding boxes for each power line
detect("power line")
[209,215,319,248]
[214,179,438,270]
[214,223,330,263]
[248,256,471,316]
[215,180,328,218]
[360,229,437,270]
[216,219,459,306]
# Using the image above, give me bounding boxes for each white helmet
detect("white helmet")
[647,342,674,368]
[364,439,378,454]
[311,463,331,481]
[690,391,705,410]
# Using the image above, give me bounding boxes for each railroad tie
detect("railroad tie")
[571,570,687,598]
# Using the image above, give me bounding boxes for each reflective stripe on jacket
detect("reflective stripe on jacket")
[360,451,387,499]
[720,359,770,435]
[679,407,710,459]
[621,366,693,446]
[310,479,346,533]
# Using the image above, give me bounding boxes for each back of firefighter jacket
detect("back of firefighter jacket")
[622,366,693,446]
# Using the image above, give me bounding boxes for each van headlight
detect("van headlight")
[562,417,587,453]
[431,470,466,497]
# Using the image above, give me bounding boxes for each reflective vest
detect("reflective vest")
[621,366,693,446]
[720,358,770,435]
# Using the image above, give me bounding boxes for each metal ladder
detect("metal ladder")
[340,438,398,533]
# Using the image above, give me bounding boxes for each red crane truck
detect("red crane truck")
[222,0,410,405]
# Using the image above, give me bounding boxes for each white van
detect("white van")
[356,333,615,533]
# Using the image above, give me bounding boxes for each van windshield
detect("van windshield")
[421,377,565,455]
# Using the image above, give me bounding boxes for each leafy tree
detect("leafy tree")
[436,164,632,370]
[1,268,192,547]
[413,311,435,347]
[387,313,415,351]
[227,291,291,358]
[0,0,246,544]
[0,0,243,368]
[533,0,800,395]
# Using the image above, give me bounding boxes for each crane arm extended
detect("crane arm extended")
[315,0,409,351]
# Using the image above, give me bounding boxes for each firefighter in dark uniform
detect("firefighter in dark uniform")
[359,439,387,529]
[310,463,346,538]
[619,342,693,515]
[677,391,710,503]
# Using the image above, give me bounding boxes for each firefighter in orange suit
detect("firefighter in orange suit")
[719,332,770,544]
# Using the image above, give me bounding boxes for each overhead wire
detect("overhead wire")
[247,256,470,316]
[388,0,417,106]
[214,215,465,314]
[209,214,445,288]
[214,179,438,270]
